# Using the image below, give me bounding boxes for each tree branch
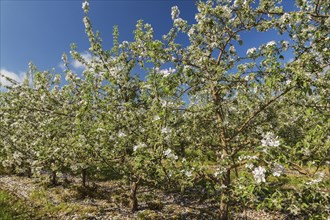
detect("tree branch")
[228,86,294,142]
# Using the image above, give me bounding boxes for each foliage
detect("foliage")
[0,0,329,219]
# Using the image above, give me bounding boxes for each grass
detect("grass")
[0,189,35,220]
[0,165,328,219]
[0,186,96,220]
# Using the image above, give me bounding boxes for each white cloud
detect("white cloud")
[57,51,100,72]
[72,51,93,69]
[58,62,66,71]
[0,68,26,87]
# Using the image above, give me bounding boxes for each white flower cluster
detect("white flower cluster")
[161,127,171,135]
[233,0,248,8]
[187,27,196,38]
[118,131,126,138]
[83,17,90,29]
[214,167,227,177]
[246,47,257,57]
[61,53,67,63]
[266,41,276,48]
[238,155,258,162]
[307,172,325,185]
[142,83,152,90]
[163,148,178,160]
[171,6,180,20]
[133,143,147,152]
[82,1,89,13]
[153,115,160,122]
[65,71,75,81]
[160,68,176,77]
[181,169,193,177]
[161,100,175,108]
[54,74,61,83]
[272,163,285,177]
[252,166,266,183]
[261,132,280,147]
[220,6,232,19]
[13,151,23,162]
[281,40,289,50]
[229,45,236,54]
[302,147,311,156]
[185,170,193,177]
[280,13,290,22]
[173,18,187,30]
[245,163,254,169]
[96,127,105,132]
[119,41,129,48]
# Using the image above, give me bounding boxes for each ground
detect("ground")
[0,174,287,220]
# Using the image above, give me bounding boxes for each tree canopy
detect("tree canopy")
[1,0,329,219]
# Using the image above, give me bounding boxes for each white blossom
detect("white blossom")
[234,0,248,8]
[184,170,193,177]
[219,184,227,189]
[261,132,280,147]
[54,74,61,83]
[118,131,126,138]
[229,45,236,54]
[160,68,176,77]
[61,53,67,62]
[96,127,105,132]
[83,17,90,29]
[163,148,178,160]
[307,172,325,185]
[266,41,276,47]
[292,34,298,40]
[119,41,129,48]
[71,164,78,171]
[173,18,187,30]
[13,151,23,160]
[133,143,147,152]
[188,27,196,37]
[238,155,258,161]
[82,1,89,12]
[286,79,292,85]
[168,154,178,160]
[142,83,152,90]
[161,127,171,134]
[164,148,172,156]
[161,100,174,107]
[245,163,254,170]
[214,167,227,177]
[171,6,180,20]
[195,14,200,22]
[252,166,266,183]
[153,115,160,121]
[272,163,285,177]
[246,47,257,57]
[221,6,231,18]
[281,40,289,50]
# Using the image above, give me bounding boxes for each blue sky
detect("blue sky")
[0,0,197,85]
[1,0,296,87]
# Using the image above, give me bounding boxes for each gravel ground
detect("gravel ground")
[0,175,287,220]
